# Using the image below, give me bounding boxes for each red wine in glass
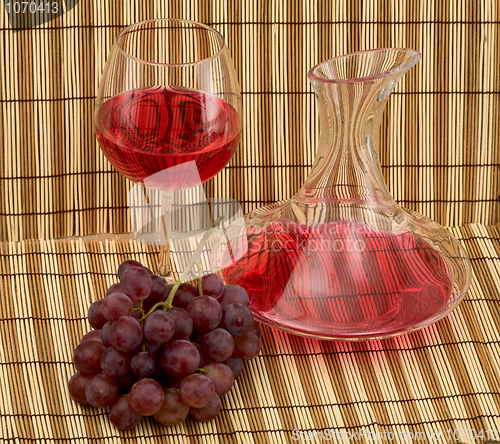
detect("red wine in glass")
[221,220,453,339]
[95,86,241,191]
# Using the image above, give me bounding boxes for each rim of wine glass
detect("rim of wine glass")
[115,18,226,67]
[308,48,421,84]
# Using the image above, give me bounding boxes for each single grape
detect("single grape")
[73,340,105,374]
[200,328,234,362]
[120,267,152,302]
[190,393,221,422]
[101,347,131,378]
[129,378,165,416]
[68,371,94,405]
[224,354,243,379]
[188,296,222,332]
[179,373,216,408]
[161,340,199,378]
[172,283,198,309]
[109,316,143,352]
[203,363,234,397]
[88,300,107,329]
[109,394,143,430]
[233,333,261,360]
[142,275,170,312]
[80,329,102,344]
[201,274,224,299]
[219,284,250,307]
[101,292,133,322]
[143,310,175,344]
[153,387,190,426]
[167,307,193,340]
[130,352,155,379]
[101,321,112,347]
[117,260,144,279]
[222,303,253,337]
[85,373,118,408]
[106,282,122,296]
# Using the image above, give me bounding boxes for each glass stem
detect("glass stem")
[157,190,175,284]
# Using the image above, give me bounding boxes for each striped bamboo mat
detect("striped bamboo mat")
[0,223,499,443]
[1,0,499,242]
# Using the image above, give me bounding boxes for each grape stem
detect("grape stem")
[140,214,226,321]
[194,261,203,296]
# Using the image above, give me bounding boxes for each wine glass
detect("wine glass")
[94,19,242,281]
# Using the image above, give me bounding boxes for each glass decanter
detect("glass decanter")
[213,48,472,340]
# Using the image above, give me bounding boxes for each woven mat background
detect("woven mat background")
[1,0,500,443]
[1,1,499,241]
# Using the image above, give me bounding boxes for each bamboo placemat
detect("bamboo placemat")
[1,1,500,442]
[0,223,499,443]
[1,1,499,242]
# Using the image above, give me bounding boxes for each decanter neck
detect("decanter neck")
[297,49,420,210]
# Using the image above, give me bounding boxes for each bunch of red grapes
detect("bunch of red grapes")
[68,260,261,430]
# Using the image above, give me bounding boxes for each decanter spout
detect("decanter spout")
[298,48,421,209]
